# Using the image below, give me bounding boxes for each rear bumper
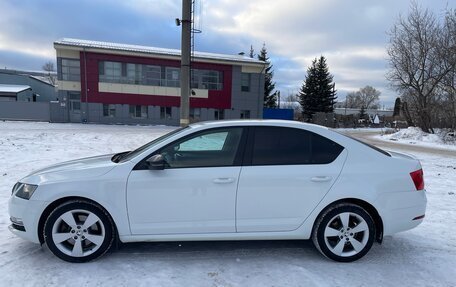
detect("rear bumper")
[375,189,427,236]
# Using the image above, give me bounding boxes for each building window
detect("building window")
[97,61,222,91]
[129,105,148,118]
[68,92,81,113]
[192,69,223,90]
[103,104,116,117]
[144,65,161,86]
[126,63,142,84]
[100,61,122,83]
[240,110,251,119]
[214,109,225,120]
[160,107,172,119]
[189,108,201,121]
[60,59,80,81]
[166,67,180,87]
[241,73,250,92]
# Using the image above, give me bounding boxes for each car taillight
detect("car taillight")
[410,169,424,191]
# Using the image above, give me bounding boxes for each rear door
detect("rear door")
[236,126,347,232]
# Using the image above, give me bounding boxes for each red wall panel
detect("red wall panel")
[79,52,232,109]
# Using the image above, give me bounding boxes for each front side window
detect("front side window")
[158,128,244,168]
[251,127,343,165]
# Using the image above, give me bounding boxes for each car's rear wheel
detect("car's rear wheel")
[43,200,115,263]
[312,203,375,262]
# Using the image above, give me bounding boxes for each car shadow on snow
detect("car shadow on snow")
[113,239,322,261]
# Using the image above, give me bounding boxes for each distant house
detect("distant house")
[0,84,32,101]
[0,69,57,102]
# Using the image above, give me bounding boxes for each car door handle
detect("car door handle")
[310,176,332,182]
[213,178,235,184]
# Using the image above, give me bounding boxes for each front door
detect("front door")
[68,92,81,123]
[127,127,246,235]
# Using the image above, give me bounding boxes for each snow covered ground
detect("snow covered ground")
[1,121,455,287]
[375,127,456,151]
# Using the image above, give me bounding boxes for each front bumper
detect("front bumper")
[376,189,427,236]
[8,195,48,244]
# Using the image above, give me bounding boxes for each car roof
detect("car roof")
[189,119,330,131]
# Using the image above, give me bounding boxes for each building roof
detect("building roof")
[0,84,31,93]
[54,38,266,66]
[0,68,56,78]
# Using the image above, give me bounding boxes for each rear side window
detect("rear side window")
[251,127,344,165]
[332,130,391,157]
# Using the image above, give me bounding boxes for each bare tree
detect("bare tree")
[386,3,452,133]
[281,94,302,119]
[439,9,456,130]
[42,61,56,85]
[345,85,381,109]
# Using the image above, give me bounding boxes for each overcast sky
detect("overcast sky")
[0,0,452,107]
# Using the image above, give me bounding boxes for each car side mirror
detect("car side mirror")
[146,154,166,170]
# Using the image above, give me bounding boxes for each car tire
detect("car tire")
[312,203,375,262]
[43,200,115,263]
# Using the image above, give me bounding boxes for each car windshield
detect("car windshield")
[118,126,190,163]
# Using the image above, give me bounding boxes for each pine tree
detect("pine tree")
[393,97,401,117]
[258,44,277,108]
[299,59,319,120]
[249,45,255,58]
[299,56,337,119]
[315,56,337,112]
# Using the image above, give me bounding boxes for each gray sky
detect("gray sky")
[0,0,452,107]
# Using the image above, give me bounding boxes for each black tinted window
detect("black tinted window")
[252,127,343,165]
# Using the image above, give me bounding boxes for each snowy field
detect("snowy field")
[1,121,455,287]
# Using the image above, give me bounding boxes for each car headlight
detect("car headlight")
[13,183,38,200]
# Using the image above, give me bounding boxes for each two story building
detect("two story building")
[54,38,266,125]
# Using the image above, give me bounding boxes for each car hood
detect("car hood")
[21,154,117,185]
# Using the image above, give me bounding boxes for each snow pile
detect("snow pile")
[377,127,456,150]
[387,127,443,143]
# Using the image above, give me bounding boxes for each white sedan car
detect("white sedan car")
[8,120,426,263]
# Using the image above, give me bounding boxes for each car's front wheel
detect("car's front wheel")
[312,203,375,262]
[43,200,115,263]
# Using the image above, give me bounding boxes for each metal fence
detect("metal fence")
[0,101,50,121]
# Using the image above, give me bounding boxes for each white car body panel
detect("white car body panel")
[8,120,427,248]
[236,149,347,232]
[127,166,240,234]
